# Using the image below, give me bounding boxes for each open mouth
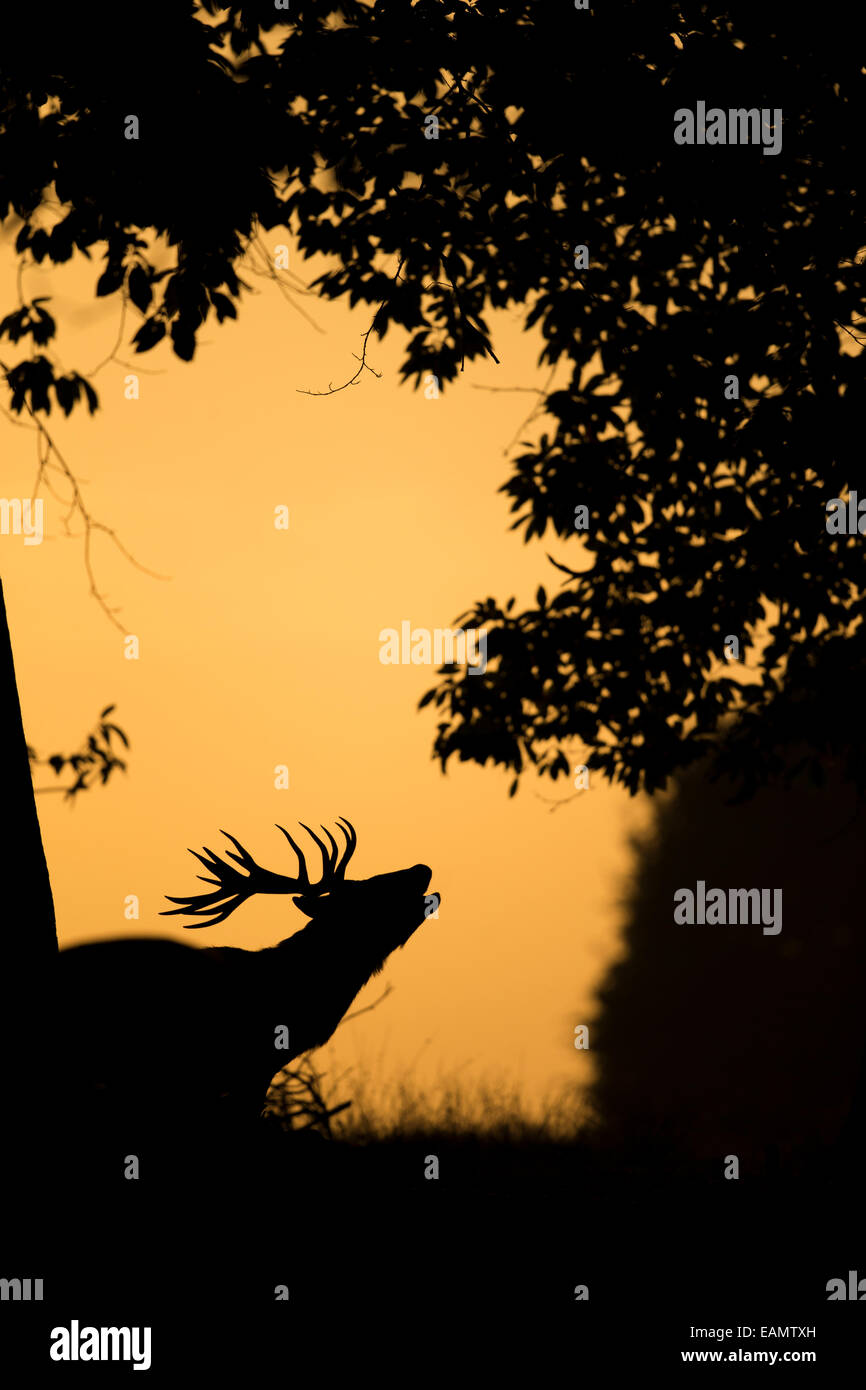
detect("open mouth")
[407,865,438,923]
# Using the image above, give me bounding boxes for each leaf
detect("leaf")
[96,263,126,297]
[30,307,56,345]
[29,229,50,262]
[0,308,28,342]
[54,377,77,416]
[127,266,152,313]
[170,320,196,361]
[133,319,166,353]
[101,722,129,748]
[210,291,237,323]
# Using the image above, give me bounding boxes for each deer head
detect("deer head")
[56,821,438,1141]
[161,818,439,960]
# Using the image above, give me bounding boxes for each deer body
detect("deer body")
[57,821,437,1134]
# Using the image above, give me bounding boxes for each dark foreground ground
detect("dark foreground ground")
[2,1125,863,1378]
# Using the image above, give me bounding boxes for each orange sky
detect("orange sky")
[1,227,651,1120]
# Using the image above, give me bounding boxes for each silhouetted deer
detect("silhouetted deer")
[57,819,438,1142]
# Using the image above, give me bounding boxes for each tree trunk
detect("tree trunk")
[0,577,57,1204]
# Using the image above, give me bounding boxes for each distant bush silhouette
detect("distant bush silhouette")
[588,752,866,1170]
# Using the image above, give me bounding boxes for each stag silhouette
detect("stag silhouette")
[57,819,438,1142]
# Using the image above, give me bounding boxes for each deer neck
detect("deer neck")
[268,924,389,1053]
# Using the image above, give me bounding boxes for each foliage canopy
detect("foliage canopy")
[2,1,864,797]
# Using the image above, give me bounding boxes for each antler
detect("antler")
[161,818,357,928]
